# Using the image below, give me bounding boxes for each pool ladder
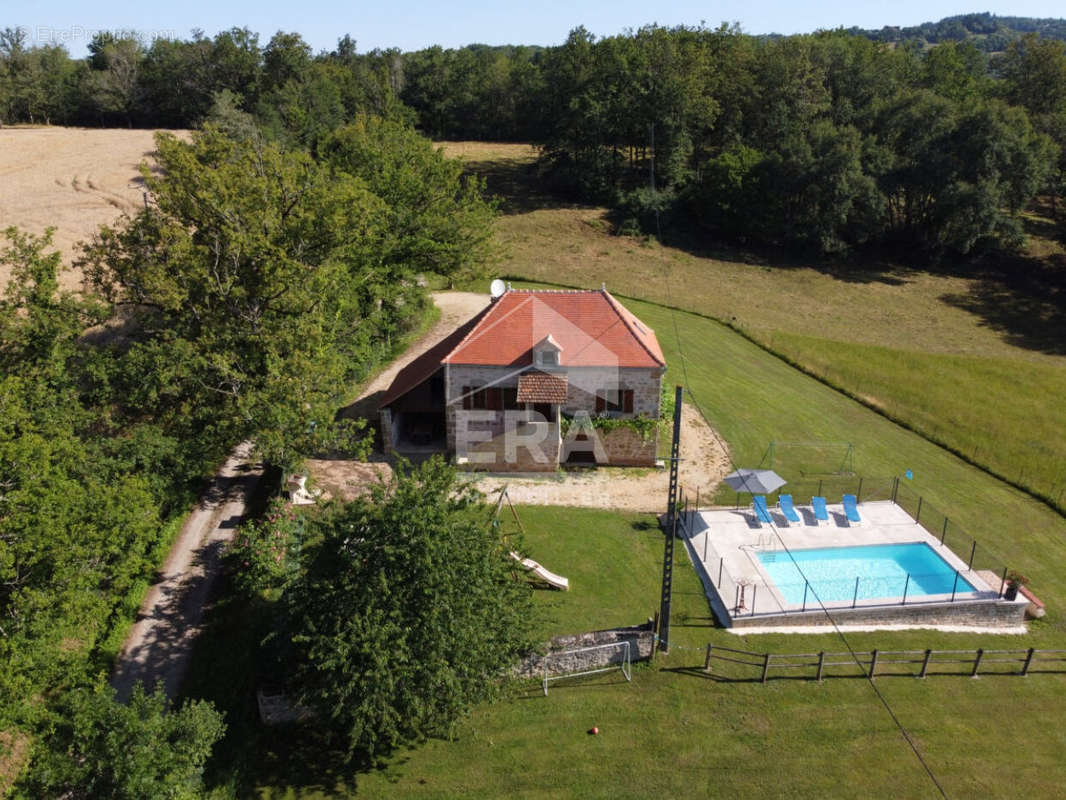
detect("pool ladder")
[758,533,777,561]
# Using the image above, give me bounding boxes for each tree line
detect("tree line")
[4,22,1065,256]
[401,26,1066,256]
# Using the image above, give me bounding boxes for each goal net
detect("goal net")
[767,441,855,477]
[541,640,632,696]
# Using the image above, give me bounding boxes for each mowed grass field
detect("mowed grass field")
[440,141,1066,512]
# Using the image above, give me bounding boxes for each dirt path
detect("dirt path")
[309,291,732,512]
[110,442,262,701]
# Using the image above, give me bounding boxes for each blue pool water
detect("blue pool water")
[757,543,977,605]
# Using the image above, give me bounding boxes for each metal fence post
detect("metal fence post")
[718,558,723,588]
[816,651,825,682]
[999,567,1008,598]
[968,541,977,570]
[891,476,899,504]
[818,479,823,498]
[751,584,757,616]
[941,517,948,541]
[704,643,713,673]
[916,496,923,524]
[901,574,910,605]
[852,577,859,609]
[951,570,960,602]
[703,530,709,562]
[762,652,772,683]
[972,648,984,678]
[856,477,864,502]
[870,649,879,679]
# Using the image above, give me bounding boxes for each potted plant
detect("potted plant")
[1004,570,1029,601]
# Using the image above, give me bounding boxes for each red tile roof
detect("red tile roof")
[377,306,492,409]
[443,289,665,368]
[516,371,569,404]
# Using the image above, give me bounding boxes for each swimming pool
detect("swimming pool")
[757,542,977,605]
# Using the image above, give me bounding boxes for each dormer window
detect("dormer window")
[538,350,559,367]
[532,334,562,368]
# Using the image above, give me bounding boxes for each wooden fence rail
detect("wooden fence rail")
[703,644,1066,682]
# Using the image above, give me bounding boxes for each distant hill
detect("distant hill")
[846,12,1066,51]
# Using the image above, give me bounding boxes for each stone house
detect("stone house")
[378,288,667,471]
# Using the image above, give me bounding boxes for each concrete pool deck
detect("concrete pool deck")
[681,499,1029,631]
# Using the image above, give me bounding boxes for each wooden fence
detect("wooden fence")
[703,643,1066,682]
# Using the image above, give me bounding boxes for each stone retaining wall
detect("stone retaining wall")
[516,621,656,677]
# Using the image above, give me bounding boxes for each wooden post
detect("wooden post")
[704,643,713,673]
[762,652,772,683]
[869,649,879,679]
[1022,647,1036,676]
[972,648,984,678]
[816,651,825,682]
[919,649,933,678]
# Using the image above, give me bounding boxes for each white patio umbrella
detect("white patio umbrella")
[723,468,786,495]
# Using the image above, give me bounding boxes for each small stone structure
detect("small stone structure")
[516,620,656,678]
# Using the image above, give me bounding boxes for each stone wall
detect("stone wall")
[599,425,658,467]
[457,418,561,472]
[728,596,1029,629]
[515,621,656,677]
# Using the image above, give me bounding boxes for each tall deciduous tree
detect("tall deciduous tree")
[283,458,535,759]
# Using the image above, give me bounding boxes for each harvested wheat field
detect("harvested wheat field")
[0,126,187,290]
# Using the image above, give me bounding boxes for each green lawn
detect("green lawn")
[349,507,1066,800]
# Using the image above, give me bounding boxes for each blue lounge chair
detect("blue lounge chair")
[812,496,829,523]
[752,495,773,525]
[778,494,801,524]
[842,493,862,524]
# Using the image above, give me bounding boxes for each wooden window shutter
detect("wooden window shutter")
[623,390,634,413]
[595,392,606,413]
[462,387,472,410]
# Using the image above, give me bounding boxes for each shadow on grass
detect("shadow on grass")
[462,156,586,215]
[940,260,1066,355]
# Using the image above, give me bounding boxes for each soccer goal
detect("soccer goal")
[541,640,632,696]
[766,441,855,476]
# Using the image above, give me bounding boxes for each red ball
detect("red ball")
[590,726,599,735]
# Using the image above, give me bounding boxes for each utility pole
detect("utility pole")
[659,384,683,652]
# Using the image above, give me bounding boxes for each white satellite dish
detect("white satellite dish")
[490,278,507,298]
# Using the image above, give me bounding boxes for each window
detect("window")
[538,350,559,367]
[462,386,519,411]
[595,389,634,414]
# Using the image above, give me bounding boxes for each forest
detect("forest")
[2,16,1065,256]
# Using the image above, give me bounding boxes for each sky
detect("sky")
[11,1,1066,57]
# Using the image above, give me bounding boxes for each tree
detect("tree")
[24,683,224,799]
[321,116,498,283]
[284,458,535,759]
[80,128,412,472]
